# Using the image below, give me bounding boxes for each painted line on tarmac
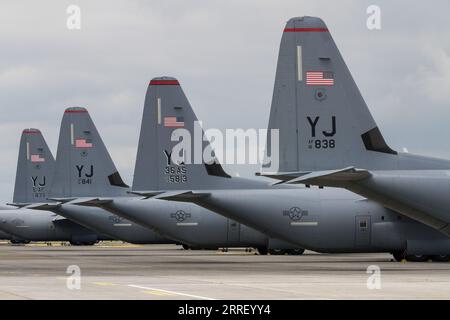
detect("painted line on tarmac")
[128,284,216,300]
[142,290,174,297]
[92,282,119,286]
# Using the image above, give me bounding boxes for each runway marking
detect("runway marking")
[128,284,215,300]
[142,290,174,296]
[93,282,118,286]
[95,244,142,248]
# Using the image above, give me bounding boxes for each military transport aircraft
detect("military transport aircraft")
[171,16,450,262]
[77,75,450,261]
[27,108,174,245]
[67,82,304,255]
[0,128,108,245]
[256,17,450,237]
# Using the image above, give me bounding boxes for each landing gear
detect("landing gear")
[257,247,268,255]
[69,241,96,246]
[286,248,305,255]
[10,239,30,245]
[431,255,450,262]
[268,249,284,255]
[406,254,429,262]
[182,244,190,250]
[392,251,430,262]
[392,251,406,262]
[268,248,305,255]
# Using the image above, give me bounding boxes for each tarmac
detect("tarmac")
[0,242,449,300]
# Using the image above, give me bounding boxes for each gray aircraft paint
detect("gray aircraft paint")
[0,129,105,243]
[91,197,275,249]
[78,78,301,251]
[0,209,106,243]
[260,17,450,235]
[186,187,450,254]
[0,230,11,240]
[31,107,172,244]
[141,25,450,256]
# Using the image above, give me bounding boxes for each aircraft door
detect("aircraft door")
[227,219,240,243]
[355,215,371,247]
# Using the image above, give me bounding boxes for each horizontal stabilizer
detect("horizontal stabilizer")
[127,191,165,199]
[6,202,30,208]
[260,167,370,186]
[71,198,114,207]
[156,191,211,203]
[256,171,307,182]
[26,202,62,211]
[285,167,370,186]
[47,197,77,204]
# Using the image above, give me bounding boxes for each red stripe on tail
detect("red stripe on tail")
[150,80,180,86]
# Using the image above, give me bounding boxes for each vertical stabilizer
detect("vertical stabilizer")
[132,77,234,191]
[13,129,55,204]
[264,16,396,173]
[51,107,128,198]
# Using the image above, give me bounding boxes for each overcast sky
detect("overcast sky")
[1,0,450,204]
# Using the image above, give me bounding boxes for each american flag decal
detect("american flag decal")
[164,116,184,128]
[75,139,93,148]
[306,71,334,86]
[31,154,45,163]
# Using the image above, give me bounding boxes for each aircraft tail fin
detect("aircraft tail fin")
[132,77,232,192]
[264,16,397,174]
[13,129,55,204]
[51,107,129,198]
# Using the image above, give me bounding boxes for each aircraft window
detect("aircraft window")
[359,221,367,228]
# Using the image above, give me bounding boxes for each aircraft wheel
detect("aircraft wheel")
[392,251,406,262]
[10,239,30,245]
[70,241,95,246]
[182,244,190,250]
[287,248,305,255]
[257,247,269,255]
[268,249,284,255]
[431,255,450,262]
[406,254,429,262]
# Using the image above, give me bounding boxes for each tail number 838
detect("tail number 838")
[308,139,335,149]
